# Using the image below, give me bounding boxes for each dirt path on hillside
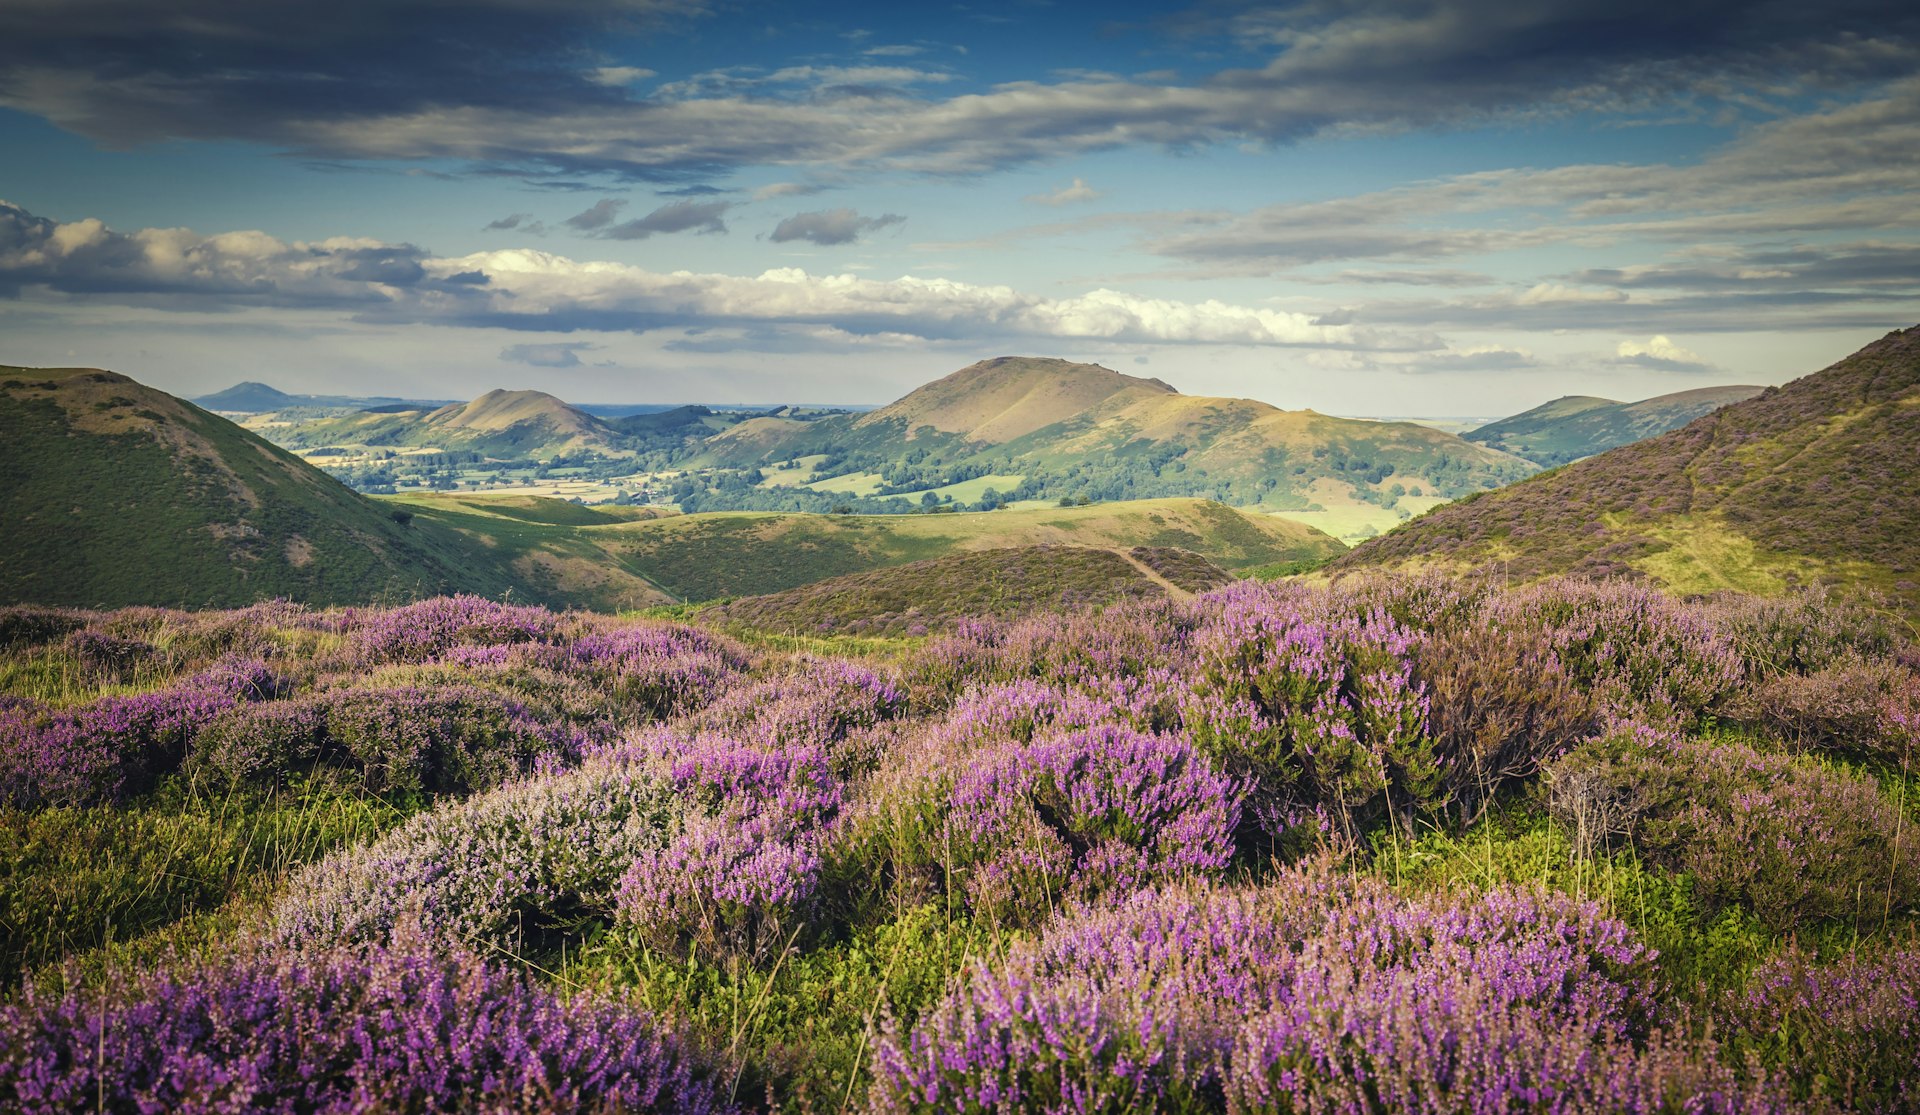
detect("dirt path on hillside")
[1107,547,1196,599]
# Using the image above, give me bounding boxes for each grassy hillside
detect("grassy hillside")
[690,356,1536,536]
[390,493,1344,605]
[0,367,544,608]
[705,543,1230,635]
[266,388,631,459]
[1335,327,1920,610]
[1466,385,1764,466]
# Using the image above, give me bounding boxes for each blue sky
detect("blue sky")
[2,0,1916,412]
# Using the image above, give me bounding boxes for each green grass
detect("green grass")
[0,776,412,987]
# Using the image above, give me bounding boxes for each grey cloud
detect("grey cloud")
[484,213,548,235]
[599,200,732,240]
[0,0,1912,181]
[564,199,628,231]
[770,208,905,246]
[501,342,599,368]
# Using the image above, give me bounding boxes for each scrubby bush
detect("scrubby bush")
[346,594,560,663]
[1729,653,1920,762]
[1722,942,1920,1114]
[1182,581,1436,840]
[872,862,1775,1114]
[1546,727,1920,931]
[945,724,1242,920]
[0,658,278,807]
[0,940,737,1114]
[271,755,676,952]
[189,684,593,796]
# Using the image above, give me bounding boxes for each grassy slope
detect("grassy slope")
[389,494,1345,605]
[0,367,544,609]
[1466,386,1765,466]
[706,543,1230,635]
[1334,326,1920,610]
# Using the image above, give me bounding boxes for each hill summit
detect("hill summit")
[859,357,1177,444]
[1466,384,1764,466]
[1336,326,1920,607]
[0,366,533,608]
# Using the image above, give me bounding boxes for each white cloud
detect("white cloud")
[1617,335,1706,366]
[1517,283,1629,306]
[1026,177,1101,206]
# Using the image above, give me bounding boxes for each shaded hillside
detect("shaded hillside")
[0,367,541,608]
[1467,385,1764,466]
[694,356,1536,528]
[195,382,453,413]
[1335,327,1920,609]
[706,543,1228,636]
[391,494,1342,604]
[271,389,628,457]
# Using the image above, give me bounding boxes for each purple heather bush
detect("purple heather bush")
[346,594,561,664]
[1722,942,1920,1114]
[693,657,905,761]
[1730,653,1920,762]
[1706,587,1909,677]
[871,861,1778,1114]
[1546,726,1920,931]
[0,605,88,651]
[189,683,594,796]
[617,812,824,966]
[271,754,676,952]
[1476,578,1743,730]
[0,657,278,807]
[944,724,1242,919]
[1181,580,1437,839]
[0,939,737,1114]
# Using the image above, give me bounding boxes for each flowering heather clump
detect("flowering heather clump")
[1480,578,1742,728]
[0,940,738,1114]
[0,605,88,650]
[694,658,905,756]
[1707,587,1908,677]
[1723,943,1920,1114]
[271,755,675,951]
[1731,653,1920,762]
[1547,728,1920,931]
[618,812,823,966]
[1182,580,1436,837]
[190,683,594,795]
[945,724,1242,919]
[904,601,1191,710]
[564,622,753,720]
[347,594,560,663]
[610,728,844,964]
[872,863,1773,1114]
[0,657,277,807]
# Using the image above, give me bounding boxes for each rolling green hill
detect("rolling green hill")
[391,493,1344,606]
[1333,327,1920,610]
[0,367,547,608]
[690,356,1537,538]
[267,388,631,458]
[1465,385,1764,466]
[705,543,1232,636]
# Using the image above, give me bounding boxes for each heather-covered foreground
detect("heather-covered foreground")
[1,581,1917,1112]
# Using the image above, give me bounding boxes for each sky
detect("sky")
[1,0,1917,414]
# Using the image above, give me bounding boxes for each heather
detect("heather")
[4,581,1919,1112]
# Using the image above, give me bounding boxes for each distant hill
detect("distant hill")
[692,356,1537,537]
[0,367,547,608]
[1466,385,1765,466]
[1333,327,1920,609]
[270,388,630,458]
[194,382,456,413]
[390,493,1344,605]
[706,543,1230,636]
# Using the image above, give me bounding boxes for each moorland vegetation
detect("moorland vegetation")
[2,576,1917,1112]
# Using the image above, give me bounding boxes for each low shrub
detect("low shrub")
[0,940,737,1114]
[1546,728,1920,932]
[1722,941,1920,1114]
[270,755,676,953]
[871,862,1775,1114]
[1730,653,1920,762]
